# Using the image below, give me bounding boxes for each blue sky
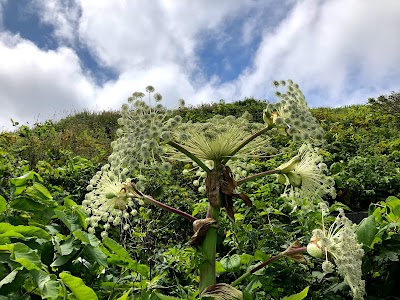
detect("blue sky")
[0,0,399,131]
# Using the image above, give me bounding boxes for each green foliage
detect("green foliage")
[1,93,400,299]
[368,91,400,125]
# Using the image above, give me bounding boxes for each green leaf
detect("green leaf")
[356,215,377,248]
[0,269,19,288]
[51,250,78,267]
[154,292,183,300]
[103,237,149,276]
[84,245,108,267]
[55,209,81,232]
[282,286,309,300]
[254,250,269,262]
[10,196,48,211]
[25,183,57,207]
[73,230,100,247]
[31,270,60,299]
[10,171,35,187]
[0,195,6,213]
[60,272,98,300]
[216,261,226,273]
[116,289,132,300]
[220,254,241,272]
[102,237,135,263]
[243,277,262,300]
[0,223,51,240]
[11,243,42,271]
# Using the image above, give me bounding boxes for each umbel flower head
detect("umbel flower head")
[108,87,181,175]
[169,114,268,164]
[307,205,365,300]
[263,80,325,143]
[277,144,336,211]
[83,164,143,238]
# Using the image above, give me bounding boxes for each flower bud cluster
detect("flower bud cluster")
[109,89,181,176]
[83,164,143,237]
[277,144,336,211]
[264,80,325,143]
[307,208,365,300]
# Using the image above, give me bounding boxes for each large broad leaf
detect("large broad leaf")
[60,272,98,300]
[0,223,50,240]
[10,171,35,187]
[0,269,19,288]
[31,270,60,299]
[64,198,87,229]
[220,254,241,272]
[50,250,79,267]
[10,196,48,211]
[84,245,108,267]
[10,243,42,271]
[0,195,6,214]
[73,230,100,247]
[55,209,81,232]
[25,183,57,207]
[282,286,309,300]
[102,237,149,276]
[356,215,377,249]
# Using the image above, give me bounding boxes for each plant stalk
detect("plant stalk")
[128,193,198,222]
[231,247,307,287]
[222,127,270,164]
[167,141,211,173]
[199,199,221,292]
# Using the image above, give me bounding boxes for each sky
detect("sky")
[0,0,399,131]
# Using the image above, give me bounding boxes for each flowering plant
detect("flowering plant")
[82,81,364,299]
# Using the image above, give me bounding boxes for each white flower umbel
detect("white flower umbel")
[83,164,141,237]
[170,114,268,164]
[263,80,325,143]
[277,144,336,211]
[307,207,365,300]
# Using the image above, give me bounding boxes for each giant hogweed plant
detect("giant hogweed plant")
[83,81,365,299]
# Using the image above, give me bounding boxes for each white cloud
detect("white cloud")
[33,0,81,45]
[235,0,400,106]
[0,33,96,131]
[1,0,400,131]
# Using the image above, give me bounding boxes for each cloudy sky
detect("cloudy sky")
[0,0,399,131]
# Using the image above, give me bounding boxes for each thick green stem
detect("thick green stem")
[231,247,307,287]
[236,169,281,185]
[167,140,211,173]
[199,200,220,292]
[222,127,270,164]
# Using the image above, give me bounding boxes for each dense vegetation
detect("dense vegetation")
[0,93,399,299]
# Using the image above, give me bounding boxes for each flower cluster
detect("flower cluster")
[307,206,365,300]
[83,165,143,237]
[263,80,325,143]
[170,113,267,164]
[108,88,181,178]
[277,144,336,211]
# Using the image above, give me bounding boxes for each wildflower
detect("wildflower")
[169,114,268,164]
[83,165,142,237]
[263,80,325,143]
[277,144,336,208]
[307,207,365,300]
